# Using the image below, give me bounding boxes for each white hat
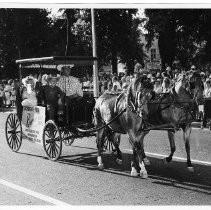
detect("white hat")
[22,76,36,87]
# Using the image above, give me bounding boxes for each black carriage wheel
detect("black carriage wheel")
[104,135,120,152]
[5,113,22,152]
[61,130,75,146]
[43,120,62,161]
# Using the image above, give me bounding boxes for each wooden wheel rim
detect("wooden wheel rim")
[43,120,62,161]
[5,113,22,152]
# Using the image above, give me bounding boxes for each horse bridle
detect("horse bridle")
[127,88,152,119]
[128,86,197,124]
[162,87,197,122]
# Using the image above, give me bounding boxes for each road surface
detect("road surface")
[0,108,210,205]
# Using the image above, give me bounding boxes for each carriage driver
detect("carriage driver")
[56,66,84,123]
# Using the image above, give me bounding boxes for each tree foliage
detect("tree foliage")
[0,8,146,78]
[0,9,52,78]
[144,9,211,70]
[67,9,146,74]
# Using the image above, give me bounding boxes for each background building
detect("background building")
[140,35,161,72]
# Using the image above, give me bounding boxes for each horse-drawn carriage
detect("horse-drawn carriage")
[5,59,199,178]
[5,56,102,161]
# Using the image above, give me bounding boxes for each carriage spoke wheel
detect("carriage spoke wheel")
[61,130,75,146]
[104,136,120,153]
[5,113,22,152]
[43,120,62,161]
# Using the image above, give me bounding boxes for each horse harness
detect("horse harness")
[127,87,197,130]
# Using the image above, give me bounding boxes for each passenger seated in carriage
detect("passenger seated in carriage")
[21,76,38,107]
[56,66,84,124]
[42,74,64,121]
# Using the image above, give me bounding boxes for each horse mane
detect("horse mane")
[173,74,193,99]
[126,76,153,108]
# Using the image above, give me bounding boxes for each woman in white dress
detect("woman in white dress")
[21,76,37,107]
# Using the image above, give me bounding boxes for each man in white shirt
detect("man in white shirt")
[57,66,83,99]
[57,66,84,124]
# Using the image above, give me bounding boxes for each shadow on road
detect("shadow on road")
[58,145,211,195]
[17,144,211,195]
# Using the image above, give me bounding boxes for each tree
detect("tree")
[0,9,52,78]
[95,9,145,74]
[144,10,178,70]
[144,9,211,70]
[68,9,146,74]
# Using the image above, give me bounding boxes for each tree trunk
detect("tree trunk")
[111,50,118,74]
[158,26,177,71]
[65,9,76,56]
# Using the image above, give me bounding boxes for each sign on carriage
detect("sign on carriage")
[22,106,45,144]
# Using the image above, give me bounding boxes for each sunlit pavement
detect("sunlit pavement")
[0,109,210,205]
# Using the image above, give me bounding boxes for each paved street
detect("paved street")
[0,109,210,205]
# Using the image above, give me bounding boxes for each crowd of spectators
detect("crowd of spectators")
[2,62,211,127]
[0,79,18,108]
[81,64,211,100]
[82,63,211,128]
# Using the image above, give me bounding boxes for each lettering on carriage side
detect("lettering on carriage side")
[22,106,45,145]
[25,128,35,133]
[23,106,34,111]
[26,113,31,128]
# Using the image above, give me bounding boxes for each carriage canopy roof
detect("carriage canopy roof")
[16,56,98,70]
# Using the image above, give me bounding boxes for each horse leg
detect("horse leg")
[183,125,194,172]
[112,133,123,165]
[164,130,176,164]
[130,132,148,178]
[131,148,139,177]
[96,128,106,170]
[141,131,150,166]
[136,140,148,178]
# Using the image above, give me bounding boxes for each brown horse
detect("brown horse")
[94,74,197,178]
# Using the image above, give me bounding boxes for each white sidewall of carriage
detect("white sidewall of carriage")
[22,106,46,144]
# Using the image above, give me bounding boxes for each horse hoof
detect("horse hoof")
[98,163,104,170]
[187,166,194,172]
[131,167,139,177]
[140,170,148,179]
[143,157,150,166]
[116,158,123,165]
